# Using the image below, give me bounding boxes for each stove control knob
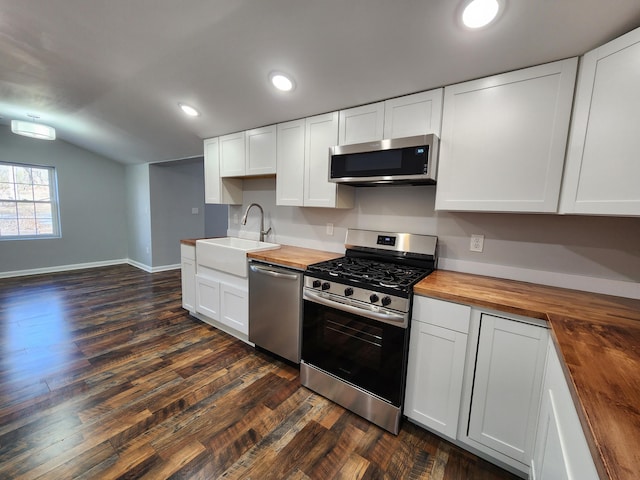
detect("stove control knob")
[312,280,321,288]
[344,287,354,297]
[369,294,379,303]
[321,282,331,291]
[381,296,392,307]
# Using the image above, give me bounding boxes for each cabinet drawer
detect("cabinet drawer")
[413,296,471,334]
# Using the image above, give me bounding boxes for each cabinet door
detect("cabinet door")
[181,256,196,312]
[338,102,385,145]
[405,320,468,440]
[383,89,443,139]
[276,119,305,206]
[203,137,242,205]
[219,131,246,177]
[436,58,577,212]
[195,275,220,320]
[246,125,276,176]
[220,283,248,335]
[532,344,599,480]
[560,27,640,216]
[468,314,549,464]
[304,112,354,208]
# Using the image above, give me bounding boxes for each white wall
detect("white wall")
[0,126,128,275]
[229,178,640,298]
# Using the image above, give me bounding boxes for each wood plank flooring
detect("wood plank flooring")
[0,265,520,479]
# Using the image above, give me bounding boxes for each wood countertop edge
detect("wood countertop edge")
[547,321,611,480]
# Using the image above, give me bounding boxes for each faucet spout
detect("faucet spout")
[241,203,271,242]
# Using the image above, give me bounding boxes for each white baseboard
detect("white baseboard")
[0,259,181,279]
[0,259,128,279]
[439,257,640,300]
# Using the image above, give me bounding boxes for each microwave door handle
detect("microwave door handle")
[303,289,407,327]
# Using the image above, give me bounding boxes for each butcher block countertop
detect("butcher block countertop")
[247,245,342,270]
[415,270,640,480]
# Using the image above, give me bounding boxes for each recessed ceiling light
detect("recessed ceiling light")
[462,0,501,29]
[270,72,295,92]
[179,103,200,117]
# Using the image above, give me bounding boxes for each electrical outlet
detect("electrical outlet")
[470,234,484,252]
[191,207,199,215]
[326,223,334,235]
[233,213,239,224]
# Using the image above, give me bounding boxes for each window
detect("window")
[0,162,60,239]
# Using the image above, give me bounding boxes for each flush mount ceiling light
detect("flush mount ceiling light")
[11,115,56,140]
[179,103,200,117]
[462,0,501,29]
[269,72,295,92]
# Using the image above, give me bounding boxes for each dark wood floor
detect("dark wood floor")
[0,265,520,479]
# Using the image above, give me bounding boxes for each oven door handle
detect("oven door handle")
[303,289,408,328]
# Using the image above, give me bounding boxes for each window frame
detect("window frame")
[0,161,62,240]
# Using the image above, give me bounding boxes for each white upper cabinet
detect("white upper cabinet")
[435,58,578,212]
[304,112,355,208]
[276,119,306,206]
[560,27,640,216]
[338,102,385,145]
[203,137,242,205]
[245,125,277,176]
[384,89,443,138]
[219,131,246,177]
[220,126,276,178]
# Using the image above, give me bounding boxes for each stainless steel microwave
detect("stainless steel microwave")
[329,134,439,186]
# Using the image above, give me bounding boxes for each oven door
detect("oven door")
[302,293,409,407]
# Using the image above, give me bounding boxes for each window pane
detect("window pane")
[0,165,14,183]
[0,219,19,236]
[0,201,17,219]
[31,168,50,185]
[18,218,37,236]
[0,182,16,200]
[17,202,35,218]
[14,166,32,184]
[16,184,34,201]
[33,184,50,202]
[35,202,52,220]
[37,218,53,234]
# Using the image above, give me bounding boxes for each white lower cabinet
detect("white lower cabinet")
[405,296,470,440]
[180,244,196,313]
[195,268,249,337]
[461,311,549,475]
[219,283,249,334]
[531,343,599,480]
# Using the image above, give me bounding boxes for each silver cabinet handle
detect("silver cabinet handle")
[303,289,408,328]
[250,264,299,280]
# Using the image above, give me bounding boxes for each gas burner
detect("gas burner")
[307,256,431,292]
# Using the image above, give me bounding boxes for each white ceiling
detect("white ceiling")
[1,0,639,165]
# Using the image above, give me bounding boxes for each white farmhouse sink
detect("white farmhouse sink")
[196,237,280,277]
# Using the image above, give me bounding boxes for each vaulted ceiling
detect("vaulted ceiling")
[1,0,639,165]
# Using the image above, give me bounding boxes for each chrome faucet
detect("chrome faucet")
[241,203,272,242]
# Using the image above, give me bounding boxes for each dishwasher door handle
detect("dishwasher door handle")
[249,264,299,280]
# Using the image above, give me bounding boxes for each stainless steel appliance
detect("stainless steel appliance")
[329,134,439,186]
[248,260,303,363]
[301,229,438,434]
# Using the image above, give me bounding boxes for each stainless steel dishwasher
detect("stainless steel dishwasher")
[248,259,303,363]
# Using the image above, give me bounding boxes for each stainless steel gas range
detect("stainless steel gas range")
[301,229,438,434]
